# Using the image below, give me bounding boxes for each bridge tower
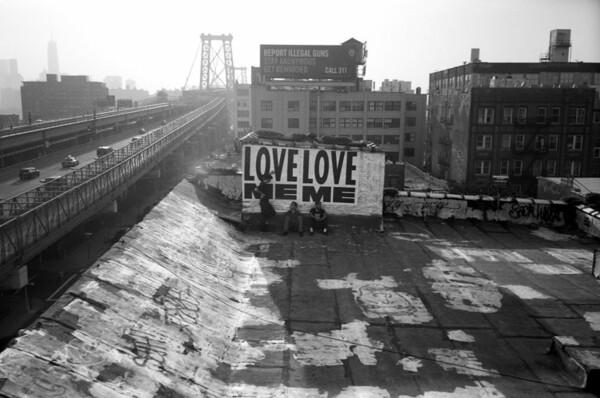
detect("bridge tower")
[200,34,235,90]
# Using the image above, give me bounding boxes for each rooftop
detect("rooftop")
[1,179,599,396]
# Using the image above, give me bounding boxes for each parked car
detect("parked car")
[61,155,79,168]
[19,167,40,180]
[130,136,142,143]
[96,146,114,157]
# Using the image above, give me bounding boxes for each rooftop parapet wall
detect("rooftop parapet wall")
[576,205,600,239]
[384,190,567,226]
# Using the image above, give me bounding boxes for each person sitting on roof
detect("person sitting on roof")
[309,201,328,236]
[282,201,303,237]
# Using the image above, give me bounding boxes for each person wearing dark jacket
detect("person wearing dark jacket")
[254,174,275,231]
[309,201,328,235]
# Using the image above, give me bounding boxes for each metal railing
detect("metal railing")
[0,98,226,278]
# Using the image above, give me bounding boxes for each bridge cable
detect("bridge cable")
[183,39,202,90]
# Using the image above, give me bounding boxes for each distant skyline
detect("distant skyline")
[1,0,599,93]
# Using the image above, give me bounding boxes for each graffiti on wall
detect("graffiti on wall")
[384,193,566,226]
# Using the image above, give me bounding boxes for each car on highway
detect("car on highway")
[96,146,114,157]
[130,136,142,143]
[19,167,40,180]
[40,176,61,184]
[61,155,79,168]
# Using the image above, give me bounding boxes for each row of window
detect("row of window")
[475,160,584,177]
[256,117,418,129]
[477,106,596,125]
[475,134,592,151]
[259,100,419,113]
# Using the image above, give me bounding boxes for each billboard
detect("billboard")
[260,45,358,80]
[242,144,384,216]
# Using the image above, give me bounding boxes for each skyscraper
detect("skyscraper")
[48,39,59,75]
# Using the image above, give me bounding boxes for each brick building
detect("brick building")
[428,37,600,196]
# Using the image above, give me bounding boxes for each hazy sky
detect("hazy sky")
[1,0,599,93]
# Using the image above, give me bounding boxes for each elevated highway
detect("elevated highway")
[0,103,185,168]
[0,97,228,279]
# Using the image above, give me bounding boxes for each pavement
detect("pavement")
[0,180,599,397]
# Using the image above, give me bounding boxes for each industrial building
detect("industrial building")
[21,74,109,121]
[427,29,600,196]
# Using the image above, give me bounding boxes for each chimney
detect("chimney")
[470,48,480,63]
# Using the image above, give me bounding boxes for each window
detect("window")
[475,160,491,175]
[404,147,415,157]
[405,101,417,111]
[322,101,336,112]
[383,135,400,144]
[352,118,364,128]
[339,118,352,128]
[383,118,400,128]
[499,160,509,175]
[405,117,416,126]
[501,135,511,150]
[535,135,546,150]
[288,101,300,112]
[405,133,415,142]
[288,118,299,128]
[310,101,318,111]
[548,135,558,151]
[352,101,364,111]
[566,135,583,150]
[502,108,513,124]
[366,135,383,144]
[476,135,492,150]
[568,108,585,124]
[551,107,561,123]
[322,118,336,128]
[515,134,525,150]
[237,121,250,128]
[566,160,581,176]
[367,118,383,128]
[368,101,384,111]
[261,101,272,111]
[339,101,352,112]
[532,160,543,176]
[560,72,574,84]
[517,107,527,124]
[385,101,401,111]
[513,160,523,176]
[594,111,600,123]
[477,107,495,124]
[536,107,547,124]
[593,146,600,158]
[237,110,249,118]
[261,118,273,128]
[546,160,556,176]
[237,101,248,108]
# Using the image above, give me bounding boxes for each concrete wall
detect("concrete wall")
[242,144,385,217]
[576,205,600,238]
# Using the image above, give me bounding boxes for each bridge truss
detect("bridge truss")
[0,99,227,279]
[200,34,235,90]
